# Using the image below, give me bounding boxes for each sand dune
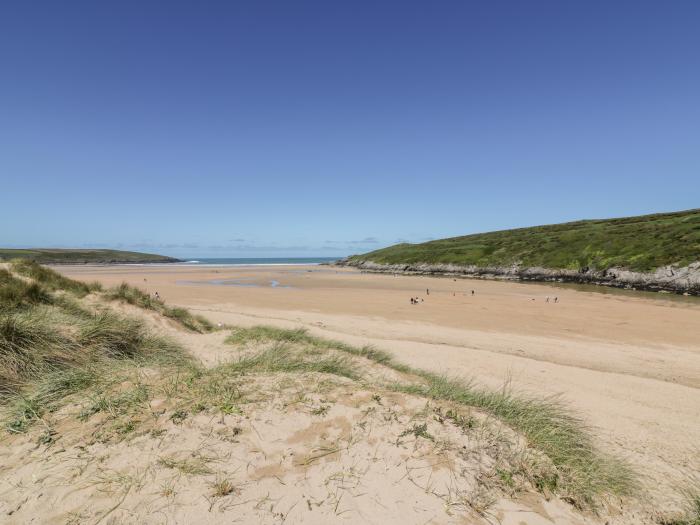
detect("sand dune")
[58,263,700,509]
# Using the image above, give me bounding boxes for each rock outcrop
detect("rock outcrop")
[336,259,700,296]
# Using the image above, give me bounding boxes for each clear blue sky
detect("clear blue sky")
[2,1,698,258]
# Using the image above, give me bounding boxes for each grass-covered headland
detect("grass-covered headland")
[0,248,180,264]
[349,209,700,273]
[2,260,694,523]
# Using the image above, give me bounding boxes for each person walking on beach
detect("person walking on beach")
[554,297,558,303]
[426,288,429,295]
[471,290,475,296]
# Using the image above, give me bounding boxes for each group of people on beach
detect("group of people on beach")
[411,288,476,304]
[410,287,559,304]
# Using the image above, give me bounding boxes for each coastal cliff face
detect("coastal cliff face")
[337,259,700,295]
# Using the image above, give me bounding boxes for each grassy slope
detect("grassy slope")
[0,248,179,264]
[351,209,700,273]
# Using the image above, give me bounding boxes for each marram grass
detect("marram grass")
[225,325,636,508]
[106,282,214,333]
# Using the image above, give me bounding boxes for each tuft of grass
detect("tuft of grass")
[159,480,177,499]
[169,409,188,424]
[661,489,700,525]
[157,455,213,475]
[393,374,635,508]
[79,383,150,421]
[311,404,330,416]
[106,282,213,333]
[163,306,214,333]
[398,422,434,442]
[224,342,359,380]
[105,282,160,309]
[226,326,406,371]
[11,259,101,297]
[79,311,180,361]
[435,406,476,432]
[0,269,53,310]
[5,367,101,432]
[1,277,186,431]
[0,310,75,398]
[211,477,236,498]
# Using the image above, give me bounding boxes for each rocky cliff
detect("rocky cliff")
[336,259,700,295]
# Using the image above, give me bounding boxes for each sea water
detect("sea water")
[179,257,339,266]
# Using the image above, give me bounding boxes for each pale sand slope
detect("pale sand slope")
[59,264,700,503]
[2,300,607,525]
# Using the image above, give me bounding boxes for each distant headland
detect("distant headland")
[338,209,700,295]
[0,248,180,265]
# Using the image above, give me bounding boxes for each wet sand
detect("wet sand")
[59,263,700,499]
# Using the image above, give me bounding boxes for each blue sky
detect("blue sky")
[2,1,699,258]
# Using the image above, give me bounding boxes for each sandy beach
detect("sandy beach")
[58,263,700,501]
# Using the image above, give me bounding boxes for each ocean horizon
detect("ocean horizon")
[177,257,340,266]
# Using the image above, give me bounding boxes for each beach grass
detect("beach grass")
[1,304,184,427]
[393,374,635,507]
[0,269,53,310]
[226,326,405,370]
[223,342,359,380]
[105,282,214,333]
[11,259,102,297]
[661,489,700,525]
[224,325,636,508]
[0,263,186,431]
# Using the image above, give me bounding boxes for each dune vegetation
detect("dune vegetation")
[0,263,185,433]
[105,281,214,333]
[1,260,692,523]
[661,489,700,525]
[350,208,700,272]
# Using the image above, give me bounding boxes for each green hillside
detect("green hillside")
[351,209,700,273]
[0,249,179,264]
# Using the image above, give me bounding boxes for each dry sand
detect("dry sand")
[58,264,700,502]
[1,358,590,525]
